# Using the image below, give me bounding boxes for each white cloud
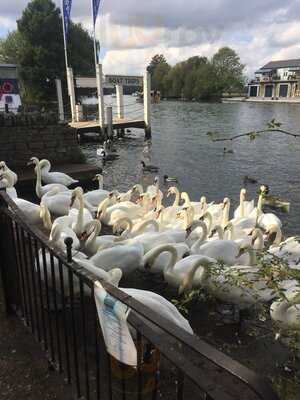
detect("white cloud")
[1,0,300,78]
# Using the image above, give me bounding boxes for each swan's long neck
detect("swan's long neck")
[190,221,208,252]
[225,223,234,240]
[134,219,159,235]
[214,225,224,239]
[256,193,264,217]
[42,160,51,173]
[98,175,104,190]
[179,259,211,293]
[114,217,133,238]
[40,204,52,230]
[74,190,85,233]
[252,229,264,250]
[203,212,213,234]
[221,201,230,228]
[35,163,43,198]
[87,220,101,247]
[247,248,257,266]
[181,193,191,207]
[240,192,245,218]
[97,198,110,220]
[200,196,207,212]
[173,188,180,207]
[0,172,14,188]
[155,193,162,210]
[182,209,191,230]
[271,226,283,247]
[143,244,177,273]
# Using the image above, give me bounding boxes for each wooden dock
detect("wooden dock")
[70,118,145,134]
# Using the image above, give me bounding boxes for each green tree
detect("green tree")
[0,31,24,64]
[212,47,245,94]
[147,54,171,93]
[17,0,65,102]
[152,62,171,93]
[147,54,168,75]
[0,0,95,103]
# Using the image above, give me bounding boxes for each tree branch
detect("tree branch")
[208,128,300,142]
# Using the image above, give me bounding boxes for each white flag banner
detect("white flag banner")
[94,282,137,366]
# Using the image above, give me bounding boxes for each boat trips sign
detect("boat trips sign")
[105,75,142,87]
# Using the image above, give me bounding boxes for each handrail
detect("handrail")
[0,191,280,400]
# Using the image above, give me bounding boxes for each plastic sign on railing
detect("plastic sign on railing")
[94,281,137,366]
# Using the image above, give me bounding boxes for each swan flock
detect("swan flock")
[1,158,300,336]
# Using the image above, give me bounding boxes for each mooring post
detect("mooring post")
[55,78,65,121]
[67,67,76,122]
[144,70,152,140]
[96,63,105,133]
[106,106,113,139]
[116,84,124,119]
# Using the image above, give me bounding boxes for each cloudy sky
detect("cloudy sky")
[1,0,300,77]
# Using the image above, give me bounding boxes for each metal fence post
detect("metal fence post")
[0,191,15,314]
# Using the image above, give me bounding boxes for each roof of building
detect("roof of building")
[259,59,300,70]
[0,63,17,68]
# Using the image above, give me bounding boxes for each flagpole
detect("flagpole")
[91,0,99,66]
[91,0,105,130]
[61,0,69,69]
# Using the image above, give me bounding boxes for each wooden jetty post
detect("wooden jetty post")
[67,67,76,122]
[106,106,113,139]
[116,84,124,119]
[144,70,152,139]
[55,78,64,121]
[96,63,105,131]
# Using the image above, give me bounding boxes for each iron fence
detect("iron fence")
[0,191,280,400]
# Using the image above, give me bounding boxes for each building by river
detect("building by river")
[248,58,300,100]
[0,64,21,113]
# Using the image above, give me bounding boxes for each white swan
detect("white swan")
[253,186,282,231]
[9,197,50,228]
[39,159,78,186]
[73,258,123,287]
[82,219,125,256]
[41,187,77,216]
[0,161,17,185]
[142,242,190,274]
[234,188,255,219]
[97,196,144,226]
[89,242,144,275]
[190,226,255,266]
[49,223,80,251]
[83,173,110,208]
[267,225,300,269]
[119,287,193,334]
[69,187,93,236]
[144,244,215,291]
[0,171,18,199]
[113,217,159,238]
[28,157,68,198]
[181,249,276,309]
[270,291,300,330]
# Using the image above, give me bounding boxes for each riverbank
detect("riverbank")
[222,97,300,104]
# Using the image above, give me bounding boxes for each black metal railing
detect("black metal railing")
[0,191,280,400]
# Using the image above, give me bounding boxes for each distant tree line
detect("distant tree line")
[0,0,95,104]
[147,48,246,100]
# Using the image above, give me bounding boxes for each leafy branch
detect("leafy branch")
[207,119,300,142]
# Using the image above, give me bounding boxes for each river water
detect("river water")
[81,96,300,236]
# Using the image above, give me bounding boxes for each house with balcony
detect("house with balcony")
[248,59,300,100]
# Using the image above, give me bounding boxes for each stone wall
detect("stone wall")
[0,112,85,167]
